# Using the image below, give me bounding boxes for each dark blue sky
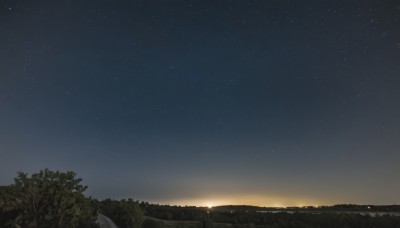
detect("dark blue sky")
[1,0,400,206]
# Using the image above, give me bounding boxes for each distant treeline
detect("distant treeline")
[210,204,400,212]
[1,169,400,228]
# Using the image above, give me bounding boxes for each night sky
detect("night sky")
[1,0,400,207]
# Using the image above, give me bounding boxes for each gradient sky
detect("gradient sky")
[1,0,400,207]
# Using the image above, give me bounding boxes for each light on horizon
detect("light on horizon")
[205,202,214,209]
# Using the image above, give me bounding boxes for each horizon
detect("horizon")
[89,195,400,208]
[1,0,400,207]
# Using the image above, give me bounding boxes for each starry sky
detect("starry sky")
[1,0,400,207]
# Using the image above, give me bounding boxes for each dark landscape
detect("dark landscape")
[1,169,400,227]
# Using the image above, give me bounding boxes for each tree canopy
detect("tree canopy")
[0,169,97,227]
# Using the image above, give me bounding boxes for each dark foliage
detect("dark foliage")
[0,169,98,228]
[97,198,144,228]
[140,203,209,221]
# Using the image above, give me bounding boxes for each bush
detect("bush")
[99,198,144,228]
[0,169,97,227]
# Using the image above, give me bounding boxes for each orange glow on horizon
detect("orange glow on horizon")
[156,194,326,208]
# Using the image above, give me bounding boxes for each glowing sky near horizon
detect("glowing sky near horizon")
[1,0,400,207]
